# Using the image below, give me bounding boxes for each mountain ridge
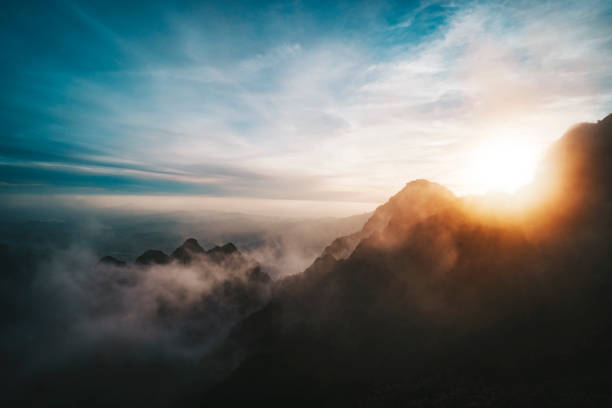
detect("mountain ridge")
[105,238,244,267]
[205,113,612,406]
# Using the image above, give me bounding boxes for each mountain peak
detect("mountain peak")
[213,243,238,254]
[135,250,171,266]
[322,179,458,261]
[98,256,126,267]
[182,238,205,252]
[171,238,206,264]
[206,242,241,263]
[395,179,455,200]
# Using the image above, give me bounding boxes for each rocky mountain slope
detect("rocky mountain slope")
[205,114,612,406]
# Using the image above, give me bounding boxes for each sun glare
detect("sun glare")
[468,138,541,194]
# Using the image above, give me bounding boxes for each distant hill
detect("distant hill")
[98,255,126,267]
[129,238,245,266]
[135,249,171,266]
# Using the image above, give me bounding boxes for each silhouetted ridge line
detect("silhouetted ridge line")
[322,179,457,261]
[97,256,126,267]
[135,249,171,266]
[122,239,243,267]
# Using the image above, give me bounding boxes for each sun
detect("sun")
[468,137,541,194]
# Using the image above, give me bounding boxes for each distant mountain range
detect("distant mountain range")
[99,238,244,267]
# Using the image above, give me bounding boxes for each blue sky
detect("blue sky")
[2,0,612,203]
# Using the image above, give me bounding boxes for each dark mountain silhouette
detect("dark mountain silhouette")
[171,238,206,264]
[206,242,241,263]
[246,265,271,284]
[97,256,126,267]
[205,114,612,406]
[321,179,458,261]
[134,249,171,266]
[133,239,243,266]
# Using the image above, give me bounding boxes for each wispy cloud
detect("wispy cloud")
[1,0,611,201]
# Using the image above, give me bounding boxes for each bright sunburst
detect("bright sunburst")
[468,138,541,194]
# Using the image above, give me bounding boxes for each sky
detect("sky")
[1,0,612,208]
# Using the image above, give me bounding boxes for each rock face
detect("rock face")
[206,115,612,406]
[135,249,171,266]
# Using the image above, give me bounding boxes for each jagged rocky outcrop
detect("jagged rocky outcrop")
[131,239,244,267]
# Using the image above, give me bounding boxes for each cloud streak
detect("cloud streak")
[1,0,611,201]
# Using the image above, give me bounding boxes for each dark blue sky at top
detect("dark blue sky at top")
[1,0,610,199]
[1,0,439,195]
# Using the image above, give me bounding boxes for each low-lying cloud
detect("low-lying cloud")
[0,206,367,406]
